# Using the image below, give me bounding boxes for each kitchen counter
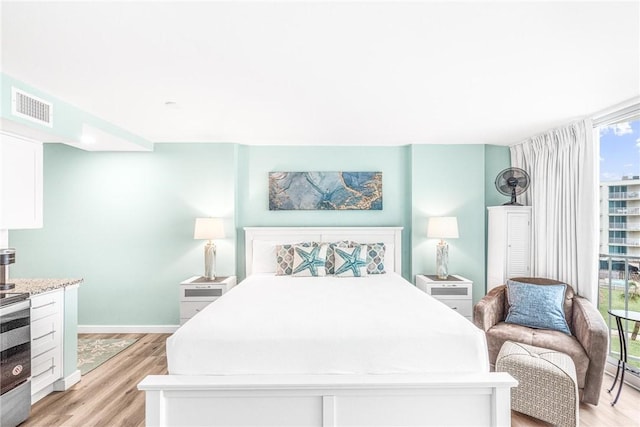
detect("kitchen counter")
[9,278,83,296]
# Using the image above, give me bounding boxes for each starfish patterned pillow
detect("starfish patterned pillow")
[334,245,369,277]
[275,242,318,275]
[292,244,328,277]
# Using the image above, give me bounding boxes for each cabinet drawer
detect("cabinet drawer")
[31,313,62,358]
[428,285,471,298]
[31,347,62,395]
[439,299,473,317]
[181,286,225,302]
[31,291,62,322]
[180,301,215,319]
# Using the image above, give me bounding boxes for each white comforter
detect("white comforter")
[167,273,489,375]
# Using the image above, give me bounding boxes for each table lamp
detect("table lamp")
[194,218,225,280]
[427,216,459,279]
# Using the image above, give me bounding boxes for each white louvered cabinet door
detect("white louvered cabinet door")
[505,210,531,278]
[487,206,532,292]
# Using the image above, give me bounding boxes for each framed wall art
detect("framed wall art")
[269,171,382,210]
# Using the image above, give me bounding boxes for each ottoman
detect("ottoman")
[496,341,578,427]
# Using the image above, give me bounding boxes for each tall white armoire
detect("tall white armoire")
[487,206,532,292]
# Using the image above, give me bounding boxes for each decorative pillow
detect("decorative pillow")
[325,240,354,274]
[505,280,571,335]
[275,242,317,275]
[334,245,369,277]
[365,243,386,274]
[292,244,328,277]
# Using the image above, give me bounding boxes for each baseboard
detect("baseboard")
[54,369,81,391]
[32,383,54,405]
[77,325,179,333]
[605,361,640,391]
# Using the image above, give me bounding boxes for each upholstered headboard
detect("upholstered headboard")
[244,227,403,276]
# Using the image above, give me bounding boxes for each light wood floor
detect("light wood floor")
[24,333,640,426]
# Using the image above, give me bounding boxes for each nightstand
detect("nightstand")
[179,276,237,325]
[415,274,473,321]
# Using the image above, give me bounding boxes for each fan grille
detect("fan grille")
[495,167,530,205]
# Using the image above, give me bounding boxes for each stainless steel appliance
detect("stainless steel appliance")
[0,248,16,290]
[0,292,31,427]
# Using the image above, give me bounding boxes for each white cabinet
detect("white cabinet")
[415,275,473,320]
[487,206,531,292]
[0,132,43,229]
[180,276,236,325]
[30,289,64,403]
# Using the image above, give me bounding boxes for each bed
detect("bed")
[139,227,516,426]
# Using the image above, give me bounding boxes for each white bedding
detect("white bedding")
[167,273,489,375]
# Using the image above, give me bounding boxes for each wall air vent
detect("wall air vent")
[11,87,53,127]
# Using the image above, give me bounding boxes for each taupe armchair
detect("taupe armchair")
[474,277,609,405]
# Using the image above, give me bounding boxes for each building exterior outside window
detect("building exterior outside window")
[600,177,640,258]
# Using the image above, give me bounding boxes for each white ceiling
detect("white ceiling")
[1,1,638,147]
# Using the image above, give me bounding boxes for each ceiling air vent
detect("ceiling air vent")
[11,87,53,127]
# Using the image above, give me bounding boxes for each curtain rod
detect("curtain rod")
[591,97,640,127]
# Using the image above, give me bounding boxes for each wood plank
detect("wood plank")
[23,333,168,427]
[23,333,640,426]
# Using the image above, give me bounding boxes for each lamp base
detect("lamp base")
[204,242,217,280]
[436,241,449,279]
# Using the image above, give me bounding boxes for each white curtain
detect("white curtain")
[510,119,599,301]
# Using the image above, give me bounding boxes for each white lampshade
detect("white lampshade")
[194,218,225,240]
[427,217,459,239]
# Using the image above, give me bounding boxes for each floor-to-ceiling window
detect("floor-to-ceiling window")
[597,112,640,385]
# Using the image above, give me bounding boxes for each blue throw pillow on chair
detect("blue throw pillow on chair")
[505,280,572,335]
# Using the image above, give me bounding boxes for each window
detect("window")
[609,246,627,255]
[597,113,640,379]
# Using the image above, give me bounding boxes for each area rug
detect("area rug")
[77,338,138,375]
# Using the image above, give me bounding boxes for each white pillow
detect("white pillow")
[251,240,278,274]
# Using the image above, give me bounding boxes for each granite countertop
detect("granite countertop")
[8,278,83,296]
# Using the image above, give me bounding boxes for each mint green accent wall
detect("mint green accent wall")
[484,144,511,207]
[235,145,412,280]
[11,142,507,325]
[63,286,78,376]
[411,145,488,302]
[483,144,511,293]
[1,73,152,150]
[10,143,236,325]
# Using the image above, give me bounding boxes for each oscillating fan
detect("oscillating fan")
[495,167,530,205]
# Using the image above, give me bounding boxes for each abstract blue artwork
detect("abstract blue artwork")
[269,172,382,210]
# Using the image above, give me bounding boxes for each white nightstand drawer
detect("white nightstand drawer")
[181,286,224,301]
[439,299,472,317]
[179,276,236,324]
[427,285,471,298]
[415,274,473,320]
[180,300,216,319]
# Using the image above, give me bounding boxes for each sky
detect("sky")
[600,118,640,182]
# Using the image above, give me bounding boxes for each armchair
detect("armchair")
[474,277,609,405]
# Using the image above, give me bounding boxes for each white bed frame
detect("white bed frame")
[139,226,516,426]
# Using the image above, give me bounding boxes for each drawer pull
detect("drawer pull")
[33,365,56,379]
[33,301,56,310]
[451,307,458,310]
[33,330,56,341]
